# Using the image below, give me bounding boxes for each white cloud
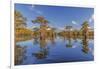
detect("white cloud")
[89,14,94,23]
[72,20,77,25]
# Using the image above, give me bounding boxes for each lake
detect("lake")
[15,37,94,65]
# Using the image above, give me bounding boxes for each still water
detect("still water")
[15,37,94,65]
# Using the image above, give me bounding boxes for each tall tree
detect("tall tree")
[32,16,49,40]
[81,21,89,53]
[65,26,72,31]
[32,16,49,26]
[15,10,27,28]
[81,21,89,30]
[65,26,73,38]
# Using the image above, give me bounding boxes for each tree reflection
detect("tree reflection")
[66,38,72,48]
[32,47,49,59]
[50,37,56,45]
[15,45,27,65]
[33,38,39,45]
[32,37,49,59]
[39,38,47,48]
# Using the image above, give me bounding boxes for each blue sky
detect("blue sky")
[15,3,94,30]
